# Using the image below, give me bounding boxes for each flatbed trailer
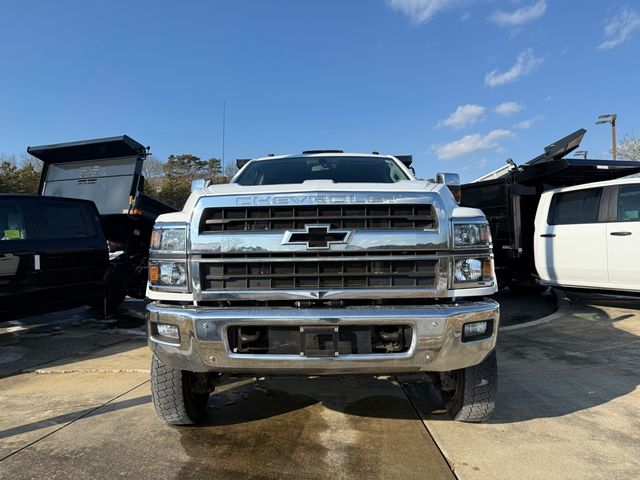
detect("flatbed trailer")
[461,129,640,290]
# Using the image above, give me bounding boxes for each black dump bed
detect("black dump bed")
[28,135,175,221]
[461,129,640,287]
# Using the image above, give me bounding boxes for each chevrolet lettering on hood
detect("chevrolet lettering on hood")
[236,193,410,206]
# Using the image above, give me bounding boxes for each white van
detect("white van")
[534,177,640,292]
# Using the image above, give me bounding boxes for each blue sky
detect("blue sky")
[1,0,639,181]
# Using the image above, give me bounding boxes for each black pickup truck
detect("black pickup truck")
[27,135,176,309]
[0,195,109,318]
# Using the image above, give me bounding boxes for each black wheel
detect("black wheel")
[441,351,497,423]
[150,354,210,425]
[87,283,126,312]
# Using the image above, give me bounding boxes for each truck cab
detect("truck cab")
[146,151,500,425]
[535,177,640,293]
[0,195,108,319]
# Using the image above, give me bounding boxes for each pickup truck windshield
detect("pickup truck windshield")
[234,156,410,186]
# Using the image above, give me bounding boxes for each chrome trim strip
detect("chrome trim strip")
[194,254,445,263]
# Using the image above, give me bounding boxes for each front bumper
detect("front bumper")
[146,300,499,375]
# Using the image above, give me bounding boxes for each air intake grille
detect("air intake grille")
[200,204,436,232]
[201,257,438,290]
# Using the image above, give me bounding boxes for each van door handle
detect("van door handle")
[610,231,632,236]
[540,233,556,238]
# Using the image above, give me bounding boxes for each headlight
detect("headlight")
[149,261,187,287]
[453,223,491,249]
[150,227,187,252]
[454,258,483,282]
[453,257,494,287]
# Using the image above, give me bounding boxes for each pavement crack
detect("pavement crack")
[396,376,459,480]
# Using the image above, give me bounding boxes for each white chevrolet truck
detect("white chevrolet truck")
[146,151,499,425]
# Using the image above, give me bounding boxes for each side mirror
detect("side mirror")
[436,172,461,204]
[191,178,212,192]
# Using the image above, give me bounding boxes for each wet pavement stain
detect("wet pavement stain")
[174,377,455,480]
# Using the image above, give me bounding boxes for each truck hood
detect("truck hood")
[157,180,455,224]
[202,180,437,196]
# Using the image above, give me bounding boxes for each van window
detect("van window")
[549,188,602,225]
[618,184,640,222]
[0,201,27,240]
[36,202,93,239]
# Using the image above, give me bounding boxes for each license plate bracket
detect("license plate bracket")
[300,326,339,357]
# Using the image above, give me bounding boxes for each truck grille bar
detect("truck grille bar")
[201,255,439,290]
[200,204,436,232]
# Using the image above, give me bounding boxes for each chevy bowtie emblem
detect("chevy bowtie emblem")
[282,224,352,250]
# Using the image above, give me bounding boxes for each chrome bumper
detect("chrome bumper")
[146,300,499,375]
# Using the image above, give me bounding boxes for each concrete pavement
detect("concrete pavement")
[406,296,640,479]
[1,294,640,479]
[0,342,455,479]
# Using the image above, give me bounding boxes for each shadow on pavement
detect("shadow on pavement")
[0,395,151,443]
[0,299,147,378]
[198,376,420,427]
[410,297,640,424]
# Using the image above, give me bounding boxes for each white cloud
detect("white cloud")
[490,0,547,27]
[598,6,640,50]
[484,48,544,87]
[438,104,486,129]
[386,0,467,24]
[433,129,515,160]
[495,101,524,116]
[513,115,544,129]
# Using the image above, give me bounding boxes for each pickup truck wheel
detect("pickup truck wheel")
[150,355,209,425]
[442,350,497,423]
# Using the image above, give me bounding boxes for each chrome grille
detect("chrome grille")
[200,204,436,232]
[201,254,438,290]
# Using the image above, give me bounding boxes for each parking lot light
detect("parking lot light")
[596,114,617,160]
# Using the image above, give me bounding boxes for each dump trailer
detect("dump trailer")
[28,135,176,308]
[461,129,640,291]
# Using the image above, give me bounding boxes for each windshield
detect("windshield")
[234,156,410,186]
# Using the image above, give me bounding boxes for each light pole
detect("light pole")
[574,150,588,159]
[596,113,617,160]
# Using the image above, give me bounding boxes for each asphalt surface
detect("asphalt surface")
[5,290,638,479]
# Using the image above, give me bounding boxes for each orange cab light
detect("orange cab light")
[482,259,493,279]
[149,265,160,283]
[150,230,161,249]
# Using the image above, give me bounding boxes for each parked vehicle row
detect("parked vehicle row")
[1,135,175,320]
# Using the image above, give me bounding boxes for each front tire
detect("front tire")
[150,354,210,425]
[442,350,497,422]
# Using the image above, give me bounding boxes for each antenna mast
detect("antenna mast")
[222,100,226,173]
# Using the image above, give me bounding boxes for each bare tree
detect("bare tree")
[142,155,165,179]
[617,134,640,161]
[223,162,239,181]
